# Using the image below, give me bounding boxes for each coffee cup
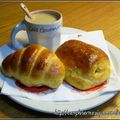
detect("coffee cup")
[11,9,62,51]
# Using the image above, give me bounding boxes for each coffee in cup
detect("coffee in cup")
[26,12,57,24]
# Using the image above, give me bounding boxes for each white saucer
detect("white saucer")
[2,27,120,114]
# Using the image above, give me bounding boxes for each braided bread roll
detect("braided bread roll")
[1,44,65,88]
[56,40,111,90]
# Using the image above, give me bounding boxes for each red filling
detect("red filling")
[16,81,107,93]
[16,81,50,93]
[80,81,107,92]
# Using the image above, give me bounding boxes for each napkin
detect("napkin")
[0,30,120,101]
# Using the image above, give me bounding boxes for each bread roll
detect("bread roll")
[1,44,65,88]
[56,40,111,90]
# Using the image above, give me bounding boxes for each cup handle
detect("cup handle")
[11,21,27,49]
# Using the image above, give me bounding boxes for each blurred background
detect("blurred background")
[1,2,120,49]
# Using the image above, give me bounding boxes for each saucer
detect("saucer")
[1,27,120,114]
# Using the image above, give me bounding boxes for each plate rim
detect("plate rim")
[1,26,120,114]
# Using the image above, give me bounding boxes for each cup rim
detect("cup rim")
[24,9,62,25]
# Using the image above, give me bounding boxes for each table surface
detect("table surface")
[0,2,120,119]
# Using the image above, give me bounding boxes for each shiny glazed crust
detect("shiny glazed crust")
[56,40,111,90]
[1,44,65,88]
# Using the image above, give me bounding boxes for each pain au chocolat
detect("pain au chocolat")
[56,40,111,90]
[1,44,65,88]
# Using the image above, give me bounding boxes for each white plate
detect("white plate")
[1,27,120,114]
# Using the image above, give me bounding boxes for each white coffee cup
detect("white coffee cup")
[11,9,62,51]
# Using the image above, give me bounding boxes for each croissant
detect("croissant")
[1,44,65,88]
[56,40,111,90]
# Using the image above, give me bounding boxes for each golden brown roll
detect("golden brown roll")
[56,40,111,90]
[1,44,65,88]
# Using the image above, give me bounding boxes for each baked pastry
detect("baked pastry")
[56,40,111,90]
[1,44,65,88]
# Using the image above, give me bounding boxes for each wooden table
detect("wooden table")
[0,2,120,119]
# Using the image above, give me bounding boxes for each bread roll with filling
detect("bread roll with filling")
[56,40,111,90]
[1,44,65,88]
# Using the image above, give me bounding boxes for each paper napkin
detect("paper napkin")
[0,30,120,101]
